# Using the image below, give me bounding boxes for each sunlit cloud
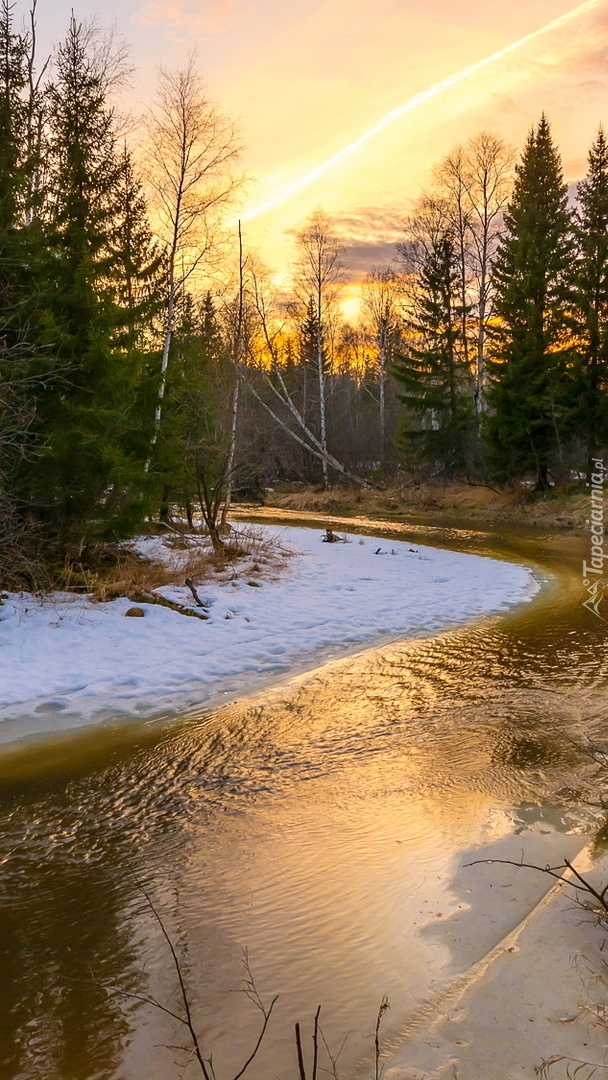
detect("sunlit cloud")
[233,0,603,226]
[137,0,248,34]
[45,0,606,282]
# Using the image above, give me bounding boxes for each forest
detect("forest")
[2,2,608,585]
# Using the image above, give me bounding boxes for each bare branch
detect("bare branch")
[465,858,608,912]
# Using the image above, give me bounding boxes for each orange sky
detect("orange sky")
[33,0,608,282]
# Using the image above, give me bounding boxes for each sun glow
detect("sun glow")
[232,0,602,227]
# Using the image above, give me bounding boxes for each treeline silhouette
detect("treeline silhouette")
[1,4,606,584]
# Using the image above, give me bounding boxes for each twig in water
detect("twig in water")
[295,1021,307,1080]
[375,996,390,1080]
[134,878,212,1079]
[465,857,608,912]
[312,1005,321,1080]
[231,950,278,1080]
[537,1053,608,1077]
[319,1023,348,1080]
[79,879,277,1080]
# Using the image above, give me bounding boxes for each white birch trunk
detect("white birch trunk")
[316,272,328,487]
[220,220,244,527]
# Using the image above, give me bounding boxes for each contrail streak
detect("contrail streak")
[235,0,602,225]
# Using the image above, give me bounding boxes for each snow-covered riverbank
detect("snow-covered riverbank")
[0,524,540,741]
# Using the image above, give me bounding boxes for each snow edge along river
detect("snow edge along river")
[0,524,541,743]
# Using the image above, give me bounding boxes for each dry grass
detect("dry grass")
[63,550,175,603]
[263,483,590,531]
[59,524,296,604]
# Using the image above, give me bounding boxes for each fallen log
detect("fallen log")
[322,528,347,543]
[129,590,209,620]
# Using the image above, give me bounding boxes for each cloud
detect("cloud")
[332,208,405,239]
[136,0,250,34]
[288,207,405,278]
[341,241,401,279]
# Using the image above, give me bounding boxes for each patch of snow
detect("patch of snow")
[0,525,540,740]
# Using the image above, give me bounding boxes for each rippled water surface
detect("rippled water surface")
[0,517,606,1080]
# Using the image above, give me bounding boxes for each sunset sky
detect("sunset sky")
[29,0,608,289]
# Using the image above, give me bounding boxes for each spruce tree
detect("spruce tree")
[0,0,27,231]
[296,296,329,482]
[571,126,608,477]
[0,0,42,362]
[111,147,162,351]
[109,145,164,472]
[394,234,474,474]
[157,292,232,531]
[0,1,53,580]
[32,16,148,546]
[485,115,573,489]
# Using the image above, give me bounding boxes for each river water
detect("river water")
[0,516,606,1080]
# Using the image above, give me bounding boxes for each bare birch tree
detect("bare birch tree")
[144,54,242,461]
[291,210,345,487]
[433,146,474,389]
[361,266,402,464]
[432,133,514,412]
[219,220,249,529]
[245,258,370,488]
[461,132,514,412]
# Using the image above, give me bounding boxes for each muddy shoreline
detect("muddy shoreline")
[259,482,591,533]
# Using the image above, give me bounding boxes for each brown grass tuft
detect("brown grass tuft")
[56,524,296,605]
[65,550,175,603]
[263,483,590,531]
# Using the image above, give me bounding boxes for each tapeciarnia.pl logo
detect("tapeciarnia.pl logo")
[583,457,606,618]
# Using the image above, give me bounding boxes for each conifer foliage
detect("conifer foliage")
[571,126,608,478]
[2,0,608,588]
[485,115,573,489]
[33,16,147,546]
[394,234,474,475]
[0,0,49,579]
[0,9,241,581]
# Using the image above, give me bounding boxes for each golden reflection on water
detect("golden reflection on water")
[0,517,605,1080]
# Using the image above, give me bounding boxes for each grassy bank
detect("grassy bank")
[262,481,591,532]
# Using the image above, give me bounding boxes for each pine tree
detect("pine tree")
[485,115,573,489]
[571,126,608,477]
[31,16,148,546]
[394,234,474,474]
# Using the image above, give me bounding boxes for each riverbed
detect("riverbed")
[0,516,605,1080]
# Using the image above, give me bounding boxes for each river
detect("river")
[0,516,605,1080]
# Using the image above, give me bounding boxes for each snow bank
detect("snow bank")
[0,525,539,740]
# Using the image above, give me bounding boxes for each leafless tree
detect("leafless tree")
[245,259,371,488]
[361,266,402,464]
[460,132,514,411]
[144,54,243,461]
[433,145,475,386]
[219,221,247,530]
[291,210,345,487]
[80,18,134,95]
[398,193,453,346]
[429,133,514,412]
